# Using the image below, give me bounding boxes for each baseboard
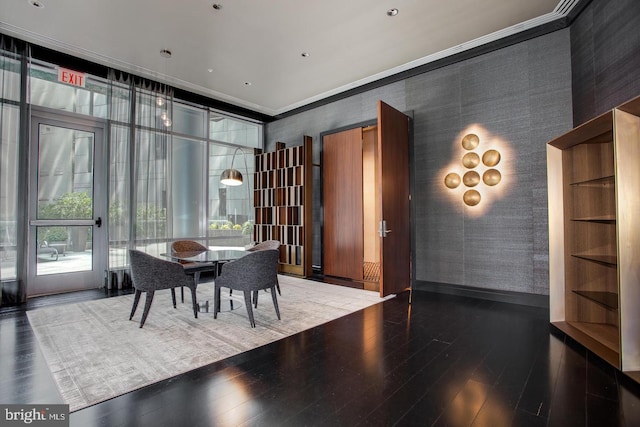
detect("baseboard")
[413,281,549,308]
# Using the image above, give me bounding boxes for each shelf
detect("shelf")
[571,215,616,222]
[573,290,618,310]
[568,322,619,354]
[552,321,620,367]
[572,252,617,265]
[547,112,613,150]
[549,96,640,381]
[570,175,614,186]
[254,137,312,277]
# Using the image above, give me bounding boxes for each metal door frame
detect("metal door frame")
[27,107,108,296]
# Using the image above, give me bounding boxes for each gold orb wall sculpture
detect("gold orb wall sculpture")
[483,169,502,186]
[482,149,501,167]
[444,132,504,207]
[462,152,480,168]
[463,190,481,206]
[463,171,480,187]
[462,133,480,150]
[444,172,461,189]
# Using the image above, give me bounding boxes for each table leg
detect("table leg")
[195,263,242,313]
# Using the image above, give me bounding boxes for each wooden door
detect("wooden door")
[378,101,411,297]
[323,128,364,280]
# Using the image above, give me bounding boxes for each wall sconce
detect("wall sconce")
[443,131,504,208]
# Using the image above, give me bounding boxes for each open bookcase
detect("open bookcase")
[547,95,640,382]
[253,136,312,277]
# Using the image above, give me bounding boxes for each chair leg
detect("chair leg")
[129,289,142,320]
[253,290,259,308]
[276,278,281,296]
[139,291,155,328]
[171,288,177,309]
[214,262,231,297]
[243,291,256,328]
[213,285,220,319]
[189,286,198,319]
[181,286,184,303]
[270,286,281,320]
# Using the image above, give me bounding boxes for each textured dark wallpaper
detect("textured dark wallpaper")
[266,0,640,298]
[571,0,640,125]
[407,30,572,295]
[266,29,573,297]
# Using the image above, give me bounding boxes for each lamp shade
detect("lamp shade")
[220,168,243,186]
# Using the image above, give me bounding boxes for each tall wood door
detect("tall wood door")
[378,101,411,297]
[323,127,364,280]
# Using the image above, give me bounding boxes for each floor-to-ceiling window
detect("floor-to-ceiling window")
[107,80,261,274]
[0,41,22,289]
[0,39,263,298]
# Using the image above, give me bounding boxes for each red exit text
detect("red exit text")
[57,67,86,88]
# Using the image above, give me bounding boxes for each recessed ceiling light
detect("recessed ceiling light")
[301,52,310,58]
[387,8,399,17]
[28,0,44,8]
[243,82,252,86]
[160,49,172,58]
[212,4,222,10]
[207,68,214,73]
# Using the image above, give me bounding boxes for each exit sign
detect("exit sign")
[57,67,86,88]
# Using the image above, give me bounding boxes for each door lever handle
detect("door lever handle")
[95,217,102,228]
[379,220,392,237]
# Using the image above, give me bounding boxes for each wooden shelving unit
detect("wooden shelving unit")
[253,137,312,277]
[547,95,640,378]
[254,147,278,243]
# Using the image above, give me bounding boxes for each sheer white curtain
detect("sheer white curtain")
[0,37,23,293]
[107,71,173,288]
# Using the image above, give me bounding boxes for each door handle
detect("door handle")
[379,220,392,237]
[95,217,102,228]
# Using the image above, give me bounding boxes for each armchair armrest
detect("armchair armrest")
[129,250,195,292]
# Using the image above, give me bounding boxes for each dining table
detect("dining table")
[161,249,248,313]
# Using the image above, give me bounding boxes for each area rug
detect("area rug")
[27,275,390,412]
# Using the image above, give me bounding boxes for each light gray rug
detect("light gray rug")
[27,275,390,412]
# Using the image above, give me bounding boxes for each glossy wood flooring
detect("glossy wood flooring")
[2,288,640,426]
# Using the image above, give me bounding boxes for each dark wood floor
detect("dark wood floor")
[2,287,640,426]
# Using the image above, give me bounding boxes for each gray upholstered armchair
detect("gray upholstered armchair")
[170,240,217,302]
[128,249,199,328]
[247,239,281,296]
[213,249,280,328]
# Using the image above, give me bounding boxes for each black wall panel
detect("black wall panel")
[571,0,640,125]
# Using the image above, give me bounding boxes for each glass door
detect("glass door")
[28,110,107,296]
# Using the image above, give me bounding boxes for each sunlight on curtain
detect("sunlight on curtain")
[107,71,174,287]
[134,83,173,257]
[106,73,261,288]
[0,37,22,284]
[106,70,132,285]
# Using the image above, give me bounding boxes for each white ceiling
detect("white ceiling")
[0,0,577,117]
